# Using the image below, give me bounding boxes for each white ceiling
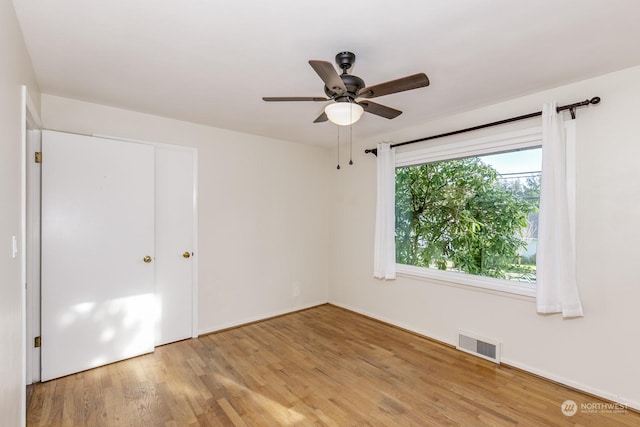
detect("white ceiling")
[12,0,640,147]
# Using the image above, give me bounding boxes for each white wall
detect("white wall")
[41,94,331,334]
[329,65,640,410]
[0,0,40,425]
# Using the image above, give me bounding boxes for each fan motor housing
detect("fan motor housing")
[324,74,365,100]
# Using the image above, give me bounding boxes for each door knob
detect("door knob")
[183,252,191,259]
[143,256,152,263]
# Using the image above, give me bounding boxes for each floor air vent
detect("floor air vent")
[457,330,501,363]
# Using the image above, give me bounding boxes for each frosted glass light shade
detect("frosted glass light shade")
[325,102,364,126]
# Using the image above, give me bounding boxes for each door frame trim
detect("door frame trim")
[22,85,42,420]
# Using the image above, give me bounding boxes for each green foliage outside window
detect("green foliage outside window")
[395,156,539,282]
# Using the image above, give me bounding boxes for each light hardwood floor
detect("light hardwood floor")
[27,304,638,426]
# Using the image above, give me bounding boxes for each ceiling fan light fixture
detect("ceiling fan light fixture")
[325,102,364,126]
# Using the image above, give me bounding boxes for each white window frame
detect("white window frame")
[394,123,576,298]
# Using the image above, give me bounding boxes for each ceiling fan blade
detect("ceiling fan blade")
[313,111,328,123]
[359,100,402,119]
[358,73,429,99]
[308,60,347,95]
[263,97,330,102]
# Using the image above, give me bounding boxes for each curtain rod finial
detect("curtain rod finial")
[590,97,601,105]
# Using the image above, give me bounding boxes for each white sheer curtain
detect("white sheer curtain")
[537,102,583,317]
[373,142,396,279]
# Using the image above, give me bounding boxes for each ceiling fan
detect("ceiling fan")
[263,51,430,126]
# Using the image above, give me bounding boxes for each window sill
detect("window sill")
[395,264,537,299]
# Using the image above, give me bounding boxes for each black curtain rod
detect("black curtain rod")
[364,97,601,156]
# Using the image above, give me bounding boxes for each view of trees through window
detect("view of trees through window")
[395,148,541,284]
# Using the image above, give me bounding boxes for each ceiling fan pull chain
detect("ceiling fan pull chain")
[349,126,353,165]
[349,101,354,165]
[336,124,341,170]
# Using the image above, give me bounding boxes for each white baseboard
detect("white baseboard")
[329,300,640,412]
[198,300,328,336]
[198,300,639,412]
[328,300,454,347]
[501,357,640,412]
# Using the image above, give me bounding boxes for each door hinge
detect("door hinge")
[34,336,41,348]
[34,152,42,164]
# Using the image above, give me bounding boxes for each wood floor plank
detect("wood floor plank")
[27,304,639,426]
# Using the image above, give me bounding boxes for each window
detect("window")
[396,149,540,280]
[393,126,569,296]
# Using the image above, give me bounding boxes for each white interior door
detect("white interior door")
[41,130,156,381]
[155,146,196,346]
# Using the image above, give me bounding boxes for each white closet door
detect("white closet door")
[155,147,195,346]
[41,130,155,381]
